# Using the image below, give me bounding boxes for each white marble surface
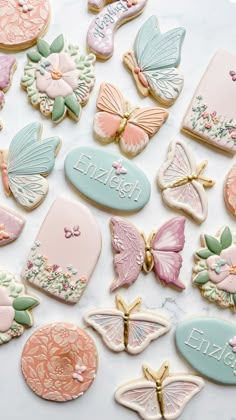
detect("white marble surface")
[1,0,236,419]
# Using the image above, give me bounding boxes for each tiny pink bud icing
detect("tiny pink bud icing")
[21,323,98,402]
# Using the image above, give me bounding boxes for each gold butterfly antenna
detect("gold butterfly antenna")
[143,361,170,417]
[166,160,214,189]
[141,231,156,273]
[115,295,142,314]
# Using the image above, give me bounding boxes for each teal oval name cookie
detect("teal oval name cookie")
[176,317,236,384]
[64,147,151,212]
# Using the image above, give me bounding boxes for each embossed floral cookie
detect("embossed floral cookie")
[21,35,96,123]
[193,225,236,311]
[0,1,50,51]
[21,323,98,401]
[0,270,39,345]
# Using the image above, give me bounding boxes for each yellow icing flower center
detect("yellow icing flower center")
[51,70,63,80]
[230,265,236,275]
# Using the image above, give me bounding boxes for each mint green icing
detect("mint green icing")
[221,226,232,249]
[27,51,42,63]
[13,297,38,311]
[37,39,50,58]
[204,234,222,255]
[64,147,151,212]
[52,96,65,122]
[196,248,213,259]
[14,310,31,327]
[176,318,236,384]
[65,94,81,117]
[50,34,64,53]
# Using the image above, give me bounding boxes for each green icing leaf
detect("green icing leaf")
[50,35,64,53]
[233,294,236,308]
[37,39,50,57]
[65,95,80,118]
[194,271,210,285]
[196,248,214,259]
[52,96,65,122]
[220,226,232,249]
[13,297,38,311]
[204,235,222,255]
[27,51,42,63]
[14,310,32,327]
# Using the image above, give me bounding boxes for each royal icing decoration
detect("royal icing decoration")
[22,197,101,304]
[64,146,151,212]
[0,206,25,246]
[182,50,236,154]
[94,83,168,157]
[21,323,98,401]
[0,271,38,345]
[224,164,236,216]
[0,0,50,51]
[176,317,236,385]
[0,122,60,209]
[21,35,96,123]
[110,216,186,291]
[84,295,170,354]
[193,225,236,311]
[87,0,148,60]
[158,139,214,223]
[115,361,204,419]
[123,16,186,106]
[0,56,17,113]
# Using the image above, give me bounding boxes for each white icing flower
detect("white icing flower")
[72,364,87,382]
[36,53,79,99]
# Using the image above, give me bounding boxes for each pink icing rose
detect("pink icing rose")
[202,112,209,119]
[36,53,79,99]
[205,122,212,129]
[207,245,236,293]
[0,287,14,332]
[231,132,236,139]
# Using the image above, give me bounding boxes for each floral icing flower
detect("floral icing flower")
[72,364,87,382]
[206,246,236,294]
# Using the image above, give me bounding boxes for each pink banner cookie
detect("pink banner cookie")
[0,205,25,246]
[21,323,98,402]
[87,0,148,60]
[22,197,102,304]
[0,1,50,51]
[225,164,236,215]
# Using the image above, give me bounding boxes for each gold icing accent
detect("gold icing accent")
[141,231,156,273]
[230,265,236,275]
[115,295,142,348]
[115,112,130,142]
[163,160,214,189]
[51,70,63,80]
[143,362,170,417]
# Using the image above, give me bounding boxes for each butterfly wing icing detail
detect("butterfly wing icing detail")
[84,309,125,352]
[151,217,186,289]
[158,139,208,223]
[162,376,204,420]
[110,217,145,291]
[6,122,61,209]
[115,380,162,420]
[0,56,16,109]
[127,312,170,354]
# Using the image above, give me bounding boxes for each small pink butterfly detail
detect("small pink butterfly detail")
[0,224,9,241]
[18,0,33,12]
[229,71,236,81]
[126,0,138,6]
[72,364,87,382]
[112,160,127,175]
[64,225,81,239]
[229,336,236,352]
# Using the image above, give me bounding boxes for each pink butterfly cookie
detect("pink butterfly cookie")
[94,83,168,157]
[0,56,17,128]
[110,216,186,291]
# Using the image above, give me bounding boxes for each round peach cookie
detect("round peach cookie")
[21,323,98,402]
[0,0,50,51]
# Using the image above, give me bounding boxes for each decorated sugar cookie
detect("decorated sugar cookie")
[158,139,214,223]
[0,1,50,51]
[193,225,236,311]
[21,323,98,401]
[84,295,170,354]
[22,197,101,304]
[0,56,17,128]
[94,82,168,157]
[0,122,60,209]
[110,216,186,291]
[224,164,236,215]
[182,50,236,154]
[123,16,186,106]
[0,270,39,345]
[64,146,151,212]
[115,361,204,419]
[176,317,236,385]
[21,35,96,123]
[0,206,25,246]
[87,0,148,60]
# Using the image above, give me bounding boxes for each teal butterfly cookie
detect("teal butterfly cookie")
[0,122,61,209]
[123,16,186,106]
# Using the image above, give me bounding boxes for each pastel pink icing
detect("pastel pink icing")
[0,206,25,246]
[0,287,14,333]
[207,245,236,293]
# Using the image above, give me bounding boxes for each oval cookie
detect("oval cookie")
[21,323,98,401]
[0,1,50,51]
[22,197,102,303]
[64,146,151,212]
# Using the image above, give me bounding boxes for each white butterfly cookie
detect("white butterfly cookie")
[115,361,204,420]
[157,139,214,223]
[84,295,170,354]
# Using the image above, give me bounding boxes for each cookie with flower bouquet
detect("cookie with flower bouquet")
[193,225,236,311]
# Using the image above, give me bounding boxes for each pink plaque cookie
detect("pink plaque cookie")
[182,49,236,154]
[0,205,25,246]
[87,0,148,60]
[21,323,98,402]
[0,1,50,51]
[224,164,236,216]
[22,197,102,303]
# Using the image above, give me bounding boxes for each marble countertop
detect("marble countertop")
[1,0,236,419]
